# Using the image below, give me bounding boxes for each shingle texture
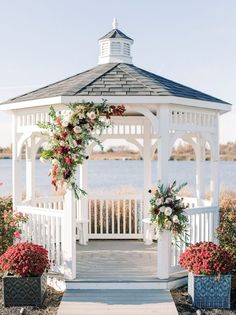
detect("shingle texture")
[2,63,229,105]
[99,29,133,41]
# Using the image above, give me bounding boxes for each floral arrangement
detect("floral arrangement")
[0,242,49,277]
[38,100,125,198]
[179,241,235,276]
[0,196,28,255]
[149,181,189,240]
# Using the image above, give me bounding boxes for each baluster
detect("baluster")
[88,200,91,234]
[100,200,103,234]
[117,200,120,234]
[106,200,109,234]
[129,199,132,234]
[51,216,55,264]
[123,199,126,234]
[112,200,115,234]
[56,217,60,265]
[94,200,97,235]
[134,199,137,234]
[47,216,51,260]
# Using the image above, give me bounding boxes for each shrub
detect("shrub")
[179,241,235,276]
[0,196,28,255]
[217,191,236,263]
[0,242,49,277]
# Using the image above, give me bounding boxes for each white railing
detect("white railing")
[34,196,64,210]
[182,197,211,208]
[87,194,143,239]
[16,205,64,274]
[170,206,219,274]
[170,109,216,131]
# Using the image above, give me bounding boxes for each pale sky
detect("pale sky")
[0,0,235,146]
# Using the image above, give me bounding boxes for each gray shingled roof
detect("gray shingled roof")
[99,29,133,41]
[2,63,229,105]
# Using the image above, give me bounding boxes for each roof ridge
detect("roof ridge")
[74,63,120,95]
[117,64,159,94]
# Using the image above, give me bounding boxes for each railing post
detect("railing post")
[12,113,21,209]
[25,136,36,205]
[196,135,205,206]
[156,105,171,279]
[143,119,152,244]
[62,189,76,279]
[78,161,89,245]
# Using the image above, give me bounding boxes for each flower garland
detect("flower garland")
[149,181,189,240]
[38,100,125,198]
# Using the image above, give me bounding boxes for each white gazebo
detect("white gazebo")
[0,20,231,287]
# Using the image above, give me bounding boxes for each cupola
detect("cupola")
[98,19,134,65]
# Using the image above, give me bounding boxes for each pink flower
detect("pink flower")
[14,230,21,240]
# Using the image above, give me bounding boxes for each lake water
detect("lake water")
[0,159,236,196]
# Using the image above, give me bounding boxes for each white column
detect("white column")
[12,114,21,209]
[25,136,36,204]
[210,115,220,207]
[143,119,152,244]
[196,135,205,206]
[156,105,171,279]
[62,189,76,279]
[78,160,89,245]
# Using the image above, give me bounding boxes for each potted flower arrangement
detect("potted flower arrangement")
[0,242,49,307]
[179,241,235,309]
[149,181,189,241]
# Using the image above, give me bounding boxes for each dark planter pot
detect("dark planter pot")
[3,273,47,307]
[188,272,231,309]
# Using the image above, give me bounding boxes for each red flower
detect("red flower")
[65,156,72,165]
[56,117,62,128]
[179,241,235,276]
[0,242,49,277]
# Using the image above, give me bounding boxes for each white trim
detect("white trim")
[0,95,231,113]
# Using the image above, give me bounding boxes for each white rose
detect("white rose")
[172,215,179,223]
[59,141,65,146]
[62,120,69,127]
[159,206,166,213]
[164,207,172,216]
[40,156,47,164]
[78,113,84,119]
[73,126,81,134]
[155,198,162,206]
[87,111,96,120]
[72,140,78,147]
[166,198,172,204]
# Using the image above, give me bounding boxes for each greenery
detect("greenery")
[217,191,236,264]
[38,101,125,199]
[149,181,189,241]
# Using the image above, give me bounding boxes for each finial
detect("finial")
[112,18,118,29]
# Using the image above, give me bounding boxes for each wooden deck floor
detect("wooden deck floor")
[76,240,157,281]
[57,289,178,315]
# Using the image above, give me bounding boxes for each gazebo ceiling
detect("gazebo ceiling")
[2,62,230,106]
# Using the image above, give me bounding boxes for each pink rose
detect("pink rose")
[14,230,21,240]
